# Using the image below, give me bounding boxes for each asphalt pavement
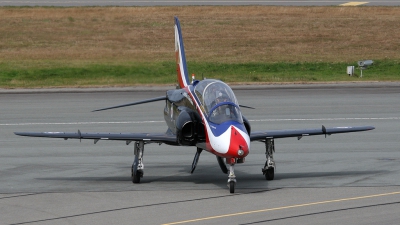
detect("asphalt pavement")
[1,83,399,224]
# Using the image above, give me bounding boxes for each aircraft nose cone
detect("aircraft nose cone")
[228,126,249,158]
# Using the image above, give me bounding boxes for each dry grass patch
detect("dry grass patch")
[0,6,399,65]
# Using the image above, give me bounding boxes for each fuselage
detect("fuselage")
[164,79,250,160]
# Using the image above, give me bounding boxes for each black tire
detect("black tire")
[265,167,274,180]
[132,156,141,183]
[229,181,235,193]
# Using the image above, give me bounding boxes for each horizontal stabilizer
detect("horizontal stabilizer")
[239,104,255,109]
[92,96,166,112]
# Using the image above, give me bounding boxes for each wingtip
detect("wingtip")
[14,132,29,137]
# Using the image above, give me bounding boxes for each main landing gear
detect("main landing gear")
[132,141,145,183]
[129,140,275,193]
[262,138,275,180]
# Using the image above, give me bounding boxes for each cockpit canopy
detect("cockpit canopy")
[194,79,243,124]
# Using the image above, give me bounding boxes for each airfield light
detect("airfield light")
[357,60,373,78]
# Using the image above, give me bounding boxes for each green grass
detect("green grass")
[0,62,175,88]
[1,60,399,88]
[196,60,400,83]
[1,6,399,88]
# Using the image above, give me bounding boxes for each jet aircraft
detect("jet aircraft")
[15,17,375,193]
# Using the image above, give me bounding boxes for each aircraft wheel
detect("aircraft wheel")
[132,157,141,183]
[229,181,235,193]
[265,167,274,180]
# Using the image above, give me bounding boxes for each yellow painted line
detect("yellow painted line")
[162,191,400,225]
[340,2,369,6]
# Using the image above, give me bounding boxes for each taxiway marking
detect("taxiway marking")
[162,191,400,225]
[2,117,398,126]
[340,2,369,6]
[0,121,164,126]
[251,117,400,122]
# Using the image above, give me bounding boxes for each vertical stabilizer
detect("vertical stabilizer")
[174,17,190,88]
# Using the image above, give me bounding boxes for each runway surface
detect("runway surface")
[1,83,399,224]
[0,0,399,6]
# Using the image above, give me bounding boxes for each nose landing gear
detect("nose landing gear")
[227,163,236,193]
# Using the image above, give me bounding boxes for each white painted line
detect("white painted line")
[249,117,400,122]
[1,117,398,126]
[0,121,164,126]
[340,2,369,6]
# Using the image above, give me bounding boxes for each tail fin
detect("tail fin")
[174,17,190,88]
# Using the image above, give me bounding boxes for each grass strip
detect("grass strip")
[1,60,399,88]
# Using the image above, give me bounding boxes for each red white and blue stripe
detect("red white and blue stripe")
[175,17,190,88]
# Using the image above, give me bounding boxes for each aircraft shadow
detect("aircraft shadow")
[253,170,385,181]
[36,165,388,191]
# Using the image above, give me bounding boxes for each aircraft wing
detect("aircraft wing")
[14,131,178,145]
[250,125,375,141]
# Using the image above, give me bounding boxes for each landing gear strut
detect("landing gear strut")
[227,160,236,193]
[262,138,275,180]
[191,147,202,173]
[132,141,144,183]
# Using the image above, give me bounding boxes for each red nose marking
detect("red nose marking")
[227,126,249,158]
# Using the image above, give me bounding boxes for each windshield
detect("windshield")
[209,103,243,124]
[194,79,242,124]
